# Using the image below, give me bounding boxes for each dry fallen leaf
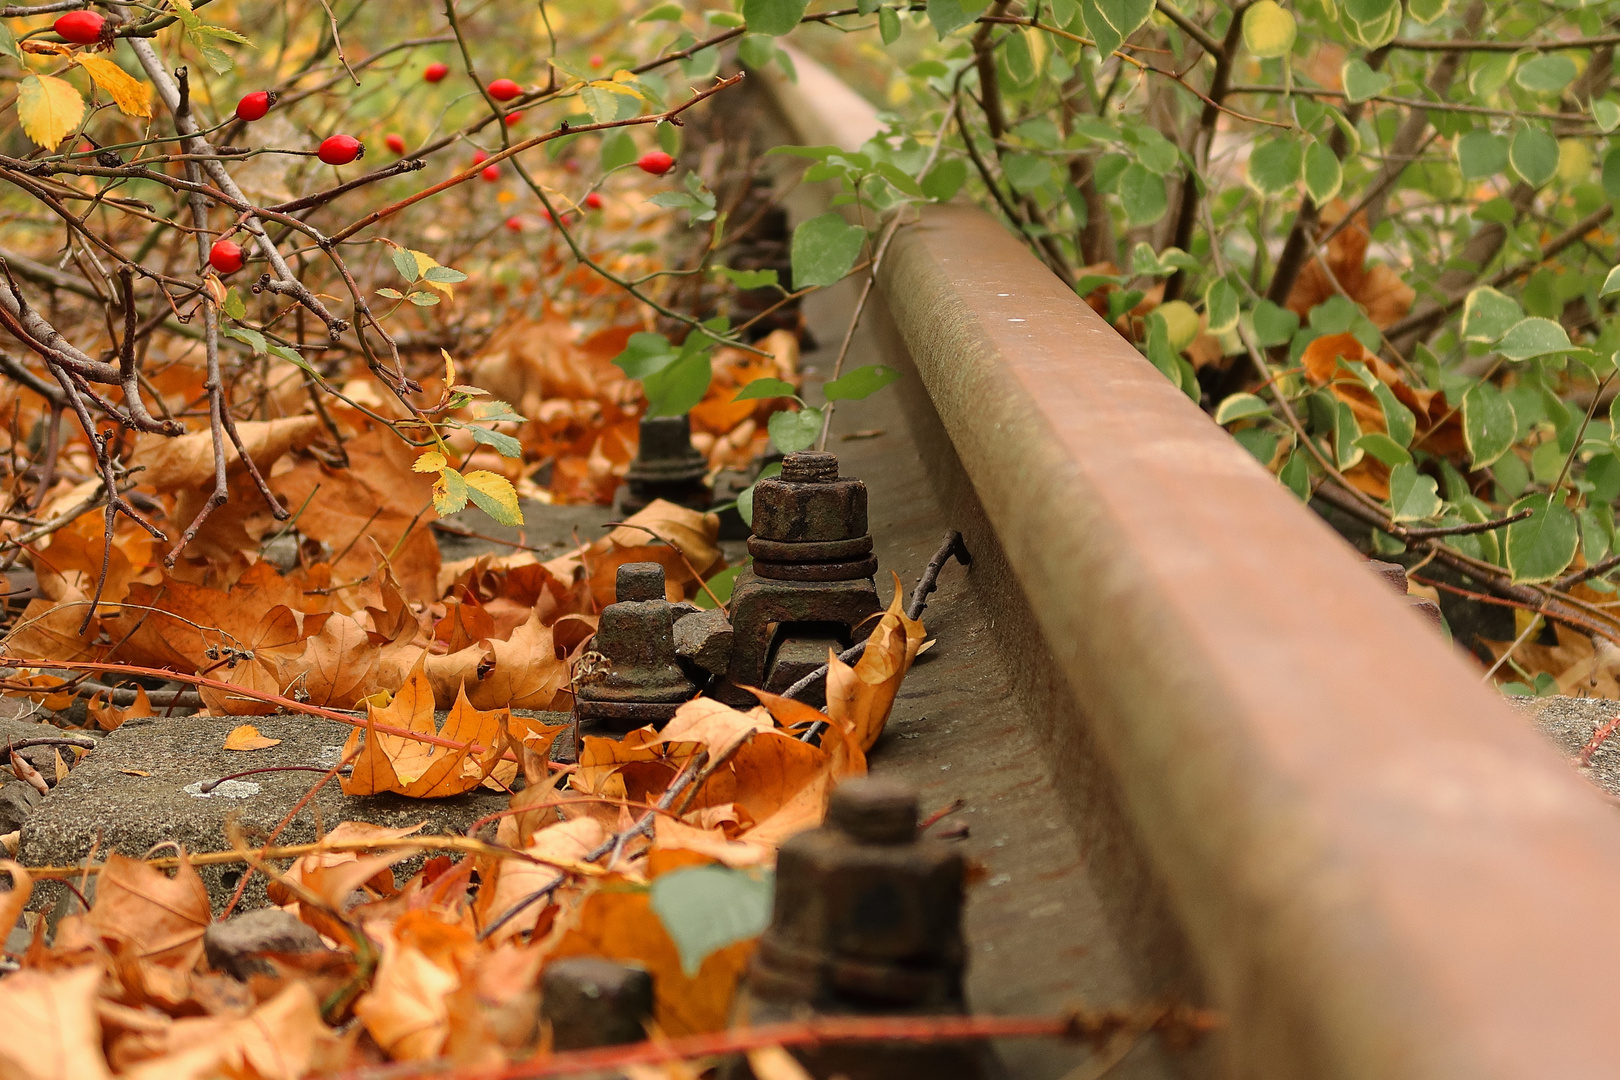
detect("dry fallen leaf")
[340,661,507,798]
[223,723,282,751]
[0,964,113,1080]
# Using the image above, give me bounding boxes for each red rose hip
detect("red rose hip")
[487,78,521,101]
[505,111,524,126]
[423,62,449,83]
[480,164,500,182]
[471,150,489,165]
[637,151,675,176]
[54,11,104,44]
[505,216,523,232]
[235,90,276,122]
[585,192,603,209]
[385,133,406,155]
[209,239,244,275]
[317,134,363,165]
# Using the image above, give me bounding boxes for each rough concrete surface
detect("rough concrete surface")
[20,710,532,915]
[1510,695,1620,798]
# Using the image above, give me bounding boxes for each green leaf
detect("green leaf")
[461,423,524,459]
[408,291,440,306]
[1497,317,1573,360]
[1002,153,1053,193]
[1117,163,1167,225]
[1214,392,1271,424]
[642,349,712,417]
[1596,99,1620,134]
[0,22,19,62]
[434,466,469,516]
[1460,286,1523,342]
[1455,130,1508,180]
[926,0,990,37]
[1251,299,1299,347]
[421,265,467,284]
[875,161,925,198]
[222,325,268,355]
[1506,495,1579,583]
[1081,0,1153,59]
[1341,59,1392,103]
[693,564,744,609]
[1279,451,1310,501]
[920,158,967,201]
[376,287,406,300]
[650,865,773,977]
[1371,382,1416,446]
[613,332,679,379]
[1003,27,1037,83]
[742,0,810,34]
[1303,141,1342,204]
[823,364,900,401]
[1581,506,1612,568]
[1246,137,1303,197]
[1601,265,1620,298]
[463,470,524,526]
[1509,126,1559,187]
[1407,0,1446,23]
[1355,433,1412,467]
[222,288,246,321]
[638,2,687,20]
[1516,54,1577,93]
[1462,381,1517,468]
[715,266,780,291]
[735,463,783,529]
[879,5,902,42]
[1204,279,1239,335]
[734,377,797,401]
[790,212,867,289]
[601,129,639,171]
[1388,462,1441,522]
[391,247,420,282]
[768,407,823,453]
[196,42,234,74]
[1333,399,1362,469]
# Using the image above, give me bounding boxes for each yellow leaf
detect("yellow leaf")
[224,723,281,751]
[588,78,643,99]
[409,250,455,299]
[74,55,152,118]
[413,450,447,473]
[463,470,523,526]
[17,74,85,150]
[440,348,457,388]
[1242,0,1297,58]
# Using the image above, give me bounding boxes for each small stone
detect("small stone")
[1367,559,1407,593]
[0,783,39,835]
[673,608,733,675]
[205,908,326,980]
[541,957,654,1050]
[1406,595,1443,628]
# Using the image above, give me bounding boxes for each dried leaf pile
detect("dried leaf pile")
[0,593,924,1076]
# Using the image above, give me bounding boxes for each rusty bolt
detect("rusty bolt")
[747,776,966,1010]
[617,562,666,603]
[541,957,653,1050]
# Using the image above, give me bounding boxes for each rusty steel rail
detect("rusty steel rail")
[762,47,1620,1080]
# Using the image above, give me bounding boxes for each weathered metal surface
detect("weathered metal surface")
[576,562,699,731]
[718,451,881,705]
[874,198,1620,1080]
[617,415,711,518]
[732,777,991,1080]
[541,956,654,1050]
